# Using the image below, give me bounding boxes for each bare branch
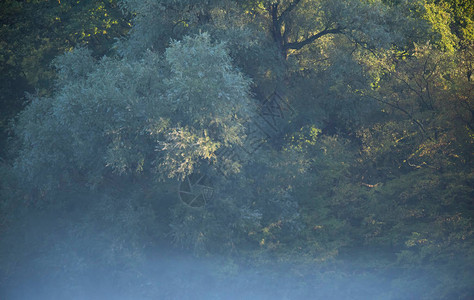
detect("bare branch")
[284,27,343,51]
[366,94,429,138]
[277,0,302,27]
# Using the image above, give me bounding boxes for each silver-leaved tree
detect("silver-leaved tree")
[15,33,255,188]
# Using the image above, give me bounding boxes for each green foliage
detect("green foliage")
[1,0,473,298]
[0,0,130,157]
[424,1,459,51]
[438,0,474,42]
[14,33,254,189]
[360,43,473,172]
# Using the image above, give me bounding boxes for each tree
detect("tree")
[437,0,474,42]
[242,0,396,58]
[3,1,473,297]
[0,0,130,157]
[4,31,258,294]
[14,33,254,190]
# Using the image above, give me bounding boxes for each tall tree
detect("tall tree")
[0,0,130,157]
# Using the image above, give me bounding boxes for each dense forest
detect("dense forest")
[0,0,473,299]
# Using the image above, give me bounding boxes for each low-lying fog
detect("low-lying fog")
[3,247,440,300]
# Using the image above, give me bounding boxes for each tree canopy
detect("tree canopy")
[1,0,473,299]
